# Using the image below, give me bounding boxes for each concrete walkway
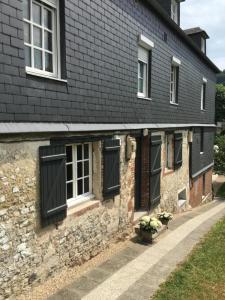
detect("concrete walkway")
[49,200,225,300]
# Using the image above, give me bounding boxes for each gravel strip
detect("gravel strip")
[17,237,131,300]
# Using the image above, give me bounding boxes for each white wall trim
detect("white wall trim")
[172,56,181,66]
[138,34,154,49]
[0,123,216,134]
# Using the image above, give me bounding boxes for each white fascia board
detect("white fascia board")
[203,77,208,83]
[172,56,181,66]
[138,34,154,50]
[0,123,216,134]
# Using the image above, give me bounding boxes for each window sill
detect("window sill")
[200,152,204,155]
[67,199,100,217]
[67,194,95,209]
[26,70,67,83]
[137,96,152,101]
[170,102,178,106]
[163,168,174,176]
[201,109,206,112]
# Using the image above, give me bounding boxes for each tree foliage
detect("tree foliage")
[214,134,225,175]
[217,70,225,85]
[215,84,225,122]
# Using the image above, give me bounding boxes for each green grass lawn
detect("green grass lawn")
[216,183,225,198]
[152,217,225,300]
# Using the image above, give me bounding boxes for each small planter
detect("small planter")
[160,219,169,228]
[140,229,153,243]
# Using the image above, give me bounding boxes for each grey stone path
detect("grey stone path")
[49,200,225,300]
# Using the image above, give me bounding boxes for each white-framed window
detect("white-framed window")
[201,82,206,110]
[171,0,178,24]
[165,134,173,170]
[170,65,178,104]
[201,37,206,53]
[66,143,93,207]
[138,46,149,98]
[22,0,60,78]
[200,128,204,154]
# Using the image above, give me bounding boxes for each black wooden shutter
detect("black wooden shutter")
[103,139,120,198]
[39,144,67,226]
[174,133,183,169]
[150,135,162,209]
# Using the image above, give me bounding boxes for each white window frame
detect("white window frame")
[66,143,93,208]
[138,46,149,98]
[171,0,178,24]
[201,37,206,53]
[170,65,178,104]
[165,134,173,171]
[201,78,207,110]
[170,57,181,105]
[23,0,61,79]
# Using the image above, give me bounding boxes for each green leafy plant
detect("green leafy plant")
[139,216,162,234]
[215,84,225,122]
[214,134,225,175]
[157,212,173,221]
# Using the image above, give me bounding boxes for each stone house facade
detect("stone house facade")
[0,0,219,297]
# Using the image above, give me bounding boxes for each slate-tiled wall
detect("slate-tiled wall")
[0,0,216,124]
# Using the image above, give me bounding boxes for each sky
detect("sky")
[181,0,225,71]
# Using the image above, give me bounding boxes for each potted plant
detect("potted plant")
[139,216,162,243]
[157,212,173,228]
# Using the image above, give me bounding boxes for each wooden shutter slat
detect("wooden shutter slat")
[39,145,67,226]
[174,133,183,169]
[103,139,120,199]
[150,135,162,209]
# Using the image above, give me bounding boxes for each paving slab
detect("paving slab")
[49,200,225,300]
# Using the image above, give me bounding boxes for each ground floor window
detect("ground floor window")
[66,143,92,205]
[165,134,174,170]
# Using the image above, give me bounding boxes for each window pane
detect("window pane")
[66,146,72,163]
[84,161,89,176]
[44,9,52,30]
[23,0,30,20]
[84,177,89,194]
[34,49,43,69]
[24,22,31,43]
[77,162,82,178]
[67,182,73,199]
[45,53,53,72]
[33,26,42,47]
[139,62,144,78]
[77,180,83,196]
[32,3,41,25]
[67,164,73,181]
[84,144,89,159]
[44,31,52,51]
[138,78,144,93]
[77,145,82,161]
[25,46,31,67]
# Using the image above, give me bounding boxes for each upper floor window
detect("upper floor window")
[201,78,207,110]
[200,128,204,154]
[138,46,149,98]
[170,56,181,105]
[137,35,154,99]
[171,0,178,24]
[201,37,206,53]
[66,143,93,207]
[23,0,60,78]
[170,66,179,104]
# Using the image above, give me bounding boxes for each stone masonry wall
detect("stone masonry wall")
[158,130,190,213]
[0,134,136,299]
